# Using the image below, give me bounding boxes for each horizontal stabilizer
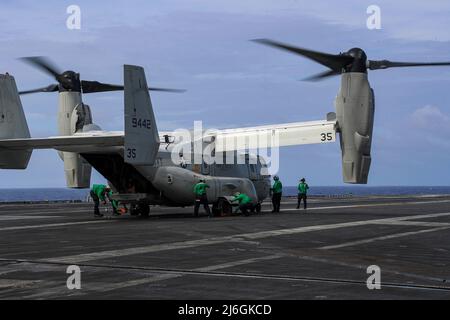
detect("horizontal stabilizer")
[0,132,124,153]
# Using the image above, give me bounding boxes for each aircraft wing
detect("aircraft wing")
[205,119,337,152]
[0,131,124,153]
[1,118,336,154]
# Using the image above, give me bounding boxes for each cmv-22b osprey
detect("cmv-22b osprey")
[1,40,449,216]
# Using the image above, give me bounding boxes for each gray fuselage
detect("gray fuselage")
[82,148,271,207]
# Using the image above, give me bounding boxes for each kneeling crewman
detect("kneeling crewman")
[232,192,253,216]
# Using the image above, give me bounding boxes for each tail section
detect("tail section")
[124,65,160,165]
[0,74,32,169]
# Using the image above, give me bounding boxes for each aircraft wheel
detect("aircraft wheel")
[139,204,150,218]
[218,199,232,216]
[212,203,220,216]
[129,205,139,216]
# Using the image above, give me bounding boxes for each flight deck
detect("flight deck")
[0,195,450,299]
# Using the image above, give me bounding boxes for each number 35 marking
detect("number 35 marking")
[126,148,137,159]
[320,133,333,141]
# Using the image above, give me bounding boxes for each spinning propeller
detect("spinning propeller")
[252,39,450,81]
[19,56,185,94]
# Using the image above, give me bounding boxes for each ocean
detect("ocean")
[1,186,450,202]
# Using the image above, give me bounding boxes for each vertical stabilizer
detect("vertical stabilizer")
[0,74,32,169]
[124,65,160,165]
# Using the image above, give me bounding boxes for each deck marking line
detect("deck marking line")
[43,212,450,264]
[319,227,450,250]
[0,220,112,231]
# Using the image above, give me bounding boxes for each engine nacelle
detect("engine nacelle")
[335,72,375,184]
[58,93,92,188]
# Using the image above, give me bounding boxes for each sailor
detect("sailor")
[297,178,310,210]
[90,184,113,217]
[271,175,283,213]
[107,189,120,215]
[193,179,212,217]
[231,192,253,216]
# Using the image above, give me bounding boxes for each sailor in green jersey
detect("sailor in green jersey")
[296,178,309,210]
[271,175,283,213]
[231,192,253,216]
[90,184,112,217]
[107,190,120,215]
[193,179,212,217]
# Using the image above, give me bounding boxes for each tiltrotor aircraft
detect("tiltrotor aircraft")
[0,41,449,216]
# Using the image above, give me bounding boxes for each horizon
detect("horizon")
[2,185,450,190]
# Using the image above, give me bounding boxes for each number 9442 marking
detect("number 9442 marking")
[132,117,152,129]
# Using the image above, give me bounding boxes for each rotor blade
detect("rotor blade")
[19,56,62,80]
[18,83,59,95]
[368,59,450,70]
[252,38,354,72]
[148,87,186,93]
[81,80,122,93]
[81,80,185,94]
[302,69,340,81]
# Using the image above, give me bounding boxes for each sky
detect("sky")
[1,0,450,187]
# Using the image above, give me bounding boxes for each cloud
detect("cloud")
[406,105,450,151]
[409,105,450,132]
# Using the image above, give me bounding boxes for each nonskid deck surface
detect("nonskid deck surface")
[0,195,450,299]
